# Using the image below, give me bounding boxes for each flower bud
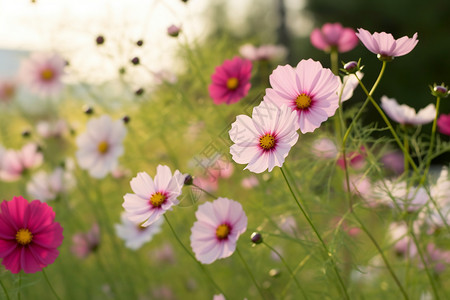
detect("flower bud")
[83,105,94,115]
[167,25,181,37]
[21,129,31,138]
[136,40,144,47]
[131,57,140,65]
[96,35,105,45]
[250,232,263,244]
[269,268,281,278]
[344,61,358,73]
[430,83,449,98]
[184,174,193,186]
[135,88,144,96]
[122,115,130,124]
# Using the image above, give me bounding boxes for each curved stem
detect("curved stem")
[236,247,266,299]
[42,269,62,300]
[163,215,226,297]
[0,278,10,300]
[263,242,308,298]
[420,97,441,185]
[280,167,349,300]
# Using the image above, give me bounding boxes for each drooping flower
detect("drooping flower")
[26,166,75,202]
[0,78,16,103]
[355,29,418,61]
[239,44,287,61]
[19,52,65,98]
[209,56,252,105]
[310,23,359,53]
[437,113,450,136]
[122,165,186,227]
[71,223,100,259]
[76,115,127,179]
[0,196,63,273]
[190,197,247,264]
[264,59,341,133]
[229,101,299,173]
[0,143,43,182]
[381,96,436,125]
[115,212,163,250]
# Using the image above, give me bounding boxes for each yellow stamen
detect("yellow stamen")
[226,77,239,90]
[216,224,230,240]
[150,192,166,207]
[97,141,109,154]
[295,93,312,109]
[259,133,276,150]
[16,228,33,246]
[41,69,54,81]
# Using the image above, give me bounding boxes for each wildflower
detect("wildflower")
[337,146,366,170]
[344,174,371,197]
[0,78,16,103]
[355,29,418,61]
[422,244,450,273]
[167,25,181,37]
[339,71,364,102]
[381,151,405,175]
[26,166,75,202]
[389,222,417,258]
[122,165,186,227]
[312,137,338,159]
[209,56,252,105]
[115,212,163,250]
[381,96,436,125]
[239,44,287,61]
[264,59,340,133]
[371,180,427,212]
[0,196,63,273]
[36,119,68,138]
[190,197,247,264]
[310,23,359,53]
[0,143,43,182]
[76,115,127,179]
[229,101,299,173]
[71,223,100,259]
[241,175,259,189]
[437,114,450,136]
[19,52,65,98]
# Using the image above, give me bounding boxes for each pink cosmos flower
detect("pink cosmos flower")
[337,146,366,170]
[312,137,338,159]
[264,59,341,133]
[70,223,100,259]
[422,244,450,273]
[437,114,450,136]
[26,167,75,202]
[241,175,259,189]
[389,222,417,258]
[122,165,186,227]
[239,44,287,61]
[310,23,359,53]
[355,29,418,60]
[339,71,364,102]
[76,115,127,179]
[190,197,247,264]
[0,196,63,273]
[115,212,163,250]
[0,78,16,103]
[229,101,299,173]
[193,175,219,193]
[19,52,65,98]
[381,96,436,125]
[381,151,405,175]
[36,119,68,138]
[0,143,43,182]
[209,56,252,105]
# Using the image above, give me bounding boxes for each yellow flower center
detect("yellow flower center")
[226,77,239,90]
[216,224,230,240]
[97,141,109,154]
[295,93,311,109]
[150,192,166,207]
[16,228,33,246]
[41,69,54,81]
[259,133,276,150]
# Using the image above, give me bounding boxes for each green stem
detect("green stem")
[42,269,62,300]
[236,248,266,299]
[163,215,226,297]
[330,49,339,75]
[263,242,307,298]
[403,129,409,176]
[280,167,349,300]
[192,183,218,200]
[0,278,10,300]
[352,213,409,299]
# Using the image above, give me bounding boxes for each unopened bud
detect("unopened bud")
[250,232,263,244]
[96,35,105,45]
[131,57,140,65]
[136,40,144,47]
[135,88,144,96]
[431,83,449,98]
[122,115,130,124]
[83,105,94,115]
[184,174,193,186]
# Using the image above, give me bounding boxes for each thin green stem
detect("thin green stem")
[236,247,266,299]
[420,97,441,185]
[263,242,307,298]
[163,215,226,297]
[42,269,62,300]
[0,278,10,300]
[280,167,349,300]
[352,213,409,300]
[403,129,409,176]
[330,49,339,75]
[17,273,21,300]
[192,183,218,200]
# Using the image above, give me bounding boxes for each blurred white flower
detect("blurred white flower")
[27,166,75,202]
[381,96,436,125]
[339,71,363,102]
[36,119,69,138]
[115,212,163,250]
[239,43,287,61]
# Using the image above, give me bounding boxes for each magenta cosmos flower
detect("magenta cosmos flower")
[19,52,65,98]
[122,165,186,227]
[310,23,358,53]
[355,28,418,61]
[437,114,450,136]
[0,196,63,274]
[190,197,247,264]
[229,101,299,173]
[209,56,252,105]
[264,59,340,134]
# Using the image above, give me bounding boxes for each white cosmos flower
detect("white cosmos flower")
[381,96,436,125]
[339,71,363,102]
[26,166,75,202]
[115,212,163,250]
[76,115,127,179]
